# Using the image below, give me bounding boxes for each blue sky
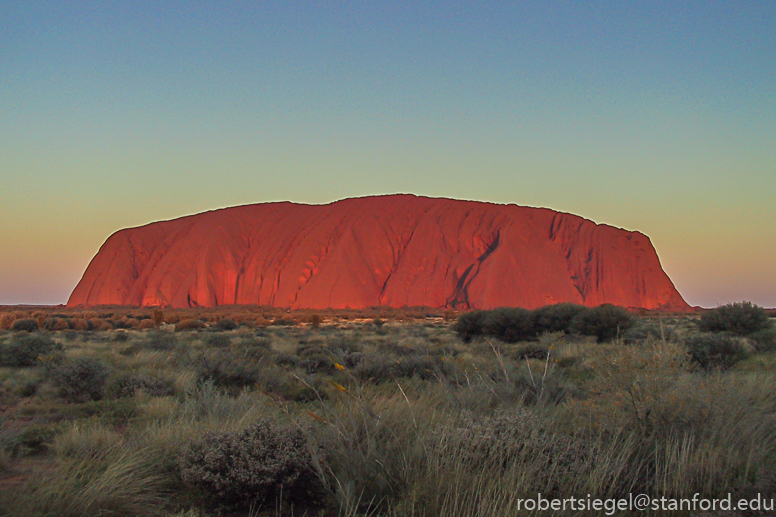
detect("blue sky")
[1,1,774,306]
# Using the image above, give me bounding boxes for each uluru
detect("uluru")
[67,195,689,311]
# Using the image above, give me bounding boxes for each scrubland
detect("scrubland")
[0,304,774,516]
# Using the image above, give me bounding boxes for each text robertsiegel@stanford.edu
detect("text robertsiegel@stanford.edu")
[511,493,774,514]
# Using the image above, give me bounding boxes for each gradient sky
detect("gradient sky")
[1,1,774,307]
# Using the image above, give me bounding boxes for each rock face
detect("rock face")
[68,195,689,310]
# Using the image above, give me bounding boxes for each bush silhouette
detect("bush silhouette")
[454,310,488,342]
[215,318,238,331]
[571,304,634,342]
[698,302,769,336]
[483,307,536,343]
[533,303,587,334]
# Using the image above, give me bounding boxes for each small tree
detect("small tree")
[454,310,488,342]
[483,307,536,343]
[571,304,634,343]
[698,302,770,336]
[152,309,164,328]
[533,303,587,334]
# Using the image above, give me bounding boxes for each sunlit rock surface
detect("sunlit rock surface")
[68,195,689,310]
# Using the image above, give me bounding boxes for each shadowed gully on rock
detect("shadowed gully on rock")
[68,195,689,310]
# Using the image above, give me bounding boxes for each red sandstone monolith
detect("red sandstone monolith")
[68,195,689,310]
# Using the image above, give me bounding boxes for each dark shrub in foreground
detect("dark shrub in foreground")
[699,302,770,336]
[571,304,634,342]
[454,310,488,342]
[51,357,110,402]
[532,303,587,334]
[0,334,62,367]
[687,334,749,370]
[179,419,324,509]
[484,308,537,343]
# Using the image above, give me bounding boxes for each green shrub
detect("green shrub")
[175,319,206,332]
[686,334,749,370]
[454,310,488,342]
[205,334,231,348]
[60,398,138,425]
[511,343,550,360]
[271,318,297,327]
[299,353,335,375]
[10,318,38,332]
[120,332,177,356]
[17,423,61,454]
[0,334,62,367]
[215,318,238,331]
[107,373,175,398]
[532,303,587,334]
[16,379,40,397]
[699,302,770,336]
[195,350,267,389]
[353,352,444,383]
[621,319,677,344]
[144,331,177,350]
[571,304,634,342]
[179,419,323,509]
[51,357,110,403]
[749,327,776,352]
[483,308,537,343]
[44,317,71,331]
